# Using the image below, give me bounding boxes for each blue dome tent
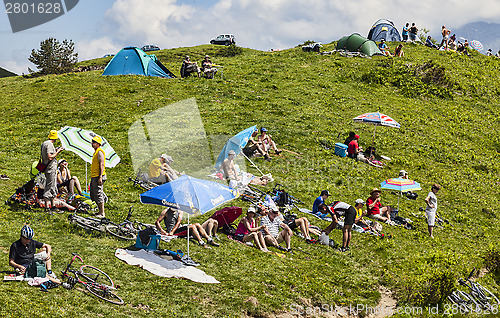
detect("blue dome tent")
[368,19,402,42]
[102,47,175,78]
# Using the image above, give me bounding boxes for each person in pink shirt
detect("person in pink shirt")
[234,206,270,252]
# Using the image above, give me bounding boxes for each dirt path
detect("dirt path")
[367,286,398,318]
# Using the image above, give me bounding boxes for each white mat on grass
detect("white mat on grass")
[115,249,219,284]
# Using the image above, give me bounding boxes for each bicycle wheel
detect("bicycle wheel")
[105,224,137,241]
[448,291,474,313]
[78,265,114,288]
[459,290,483,313]
[86,283,124,305]
[70,215,105,232]
[475,283,500,308]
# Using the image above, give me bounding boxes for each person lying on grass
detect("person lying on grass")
[260,207,292,252]
[317,202,356,252]
[155,208,220,248]
[9,225,57,279]
[234,206,270,252]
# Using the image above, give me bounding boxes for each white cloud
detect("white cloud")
[76,36,122,60]
[97,0,500,52]
[3,0,500,71]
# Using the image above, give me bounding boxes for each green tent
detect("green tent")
[336,33,383,57]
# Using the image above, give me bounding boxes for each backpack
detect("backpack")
[222,223,236,235]
[24,260,46,278]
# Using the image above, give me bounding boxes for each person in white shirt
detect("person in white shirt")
[424,184,441,238]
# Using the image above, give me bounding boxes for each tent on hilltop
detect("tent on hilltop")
[368,19,402,42]
[0,66,17,78]
[336,33,383,57]
[102,47,175,78]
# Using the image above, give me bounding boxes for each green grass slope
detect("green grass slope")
[0,43,499,318]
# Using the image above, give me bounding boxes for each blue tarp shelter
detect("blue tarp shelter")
[368,19,402,42]
[102,47,175,78]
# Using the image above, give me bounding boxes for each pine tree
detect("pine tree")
[28,38,78,75]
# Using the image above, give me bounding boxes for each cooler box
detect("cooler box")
[334,143,348,157]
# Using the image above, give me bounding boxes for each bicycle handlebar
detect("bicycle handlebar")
[467,267,476,281]
[126,206,133,221]
[63,254,83,276]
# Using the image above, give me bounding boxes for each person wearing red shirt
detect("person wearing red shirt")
[366,188,392,223]
[347,134,361,159]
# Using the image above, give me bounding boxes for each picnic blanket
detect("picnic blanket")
[114,249,219,284]
[298,207,332,222]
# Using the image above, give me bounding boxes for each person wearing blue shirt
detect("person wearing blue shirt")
[378,39,392,56]
[402,23,409,42]
[312,190,329,215]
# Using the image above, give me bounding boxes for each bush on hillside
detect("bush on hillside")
[220,44,243,57]
[400,269,455,306]
[360,60,457,99]
[483,246,500,278]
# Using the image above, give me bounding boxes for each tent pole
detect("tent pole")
[240,150,265,176]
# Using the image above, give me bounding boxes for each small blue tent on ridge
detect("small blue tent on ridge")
[368,19,402,42]
[102,47,175,78]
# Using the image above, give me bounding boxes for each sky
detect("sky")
[2,0,500,75]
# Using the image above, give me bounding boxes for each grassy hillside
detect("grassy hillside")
[0,43,499,318]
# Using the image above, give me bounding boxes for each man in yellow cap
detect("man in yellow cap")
[41,130,64,214]
[90,136,106,218]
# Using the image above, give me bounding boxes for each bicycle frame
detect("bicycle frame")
[62,253,83,280]
[61,253,123,305]
[457,268,499,311]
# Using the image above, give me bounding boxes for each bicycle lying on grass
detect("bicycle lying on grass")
[127,169,158,191]
[105,206,154,241]
[447,268,499,314]
[68,207,154,240]
[68,212,106,232]
[61,253,123,305]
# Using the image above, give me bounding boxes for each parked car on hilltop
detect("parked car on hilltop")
[141,45,160,52]
[210,34,236,46]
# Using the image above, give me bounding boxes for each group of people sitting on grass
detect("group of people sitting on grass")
[344,132,386,168]
[218,127,281,188]
[33,130,100,216]
[378,39,405,57]
[180,55,218,79]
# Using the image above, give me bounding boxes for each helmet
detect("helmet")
[21,225,34,239]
